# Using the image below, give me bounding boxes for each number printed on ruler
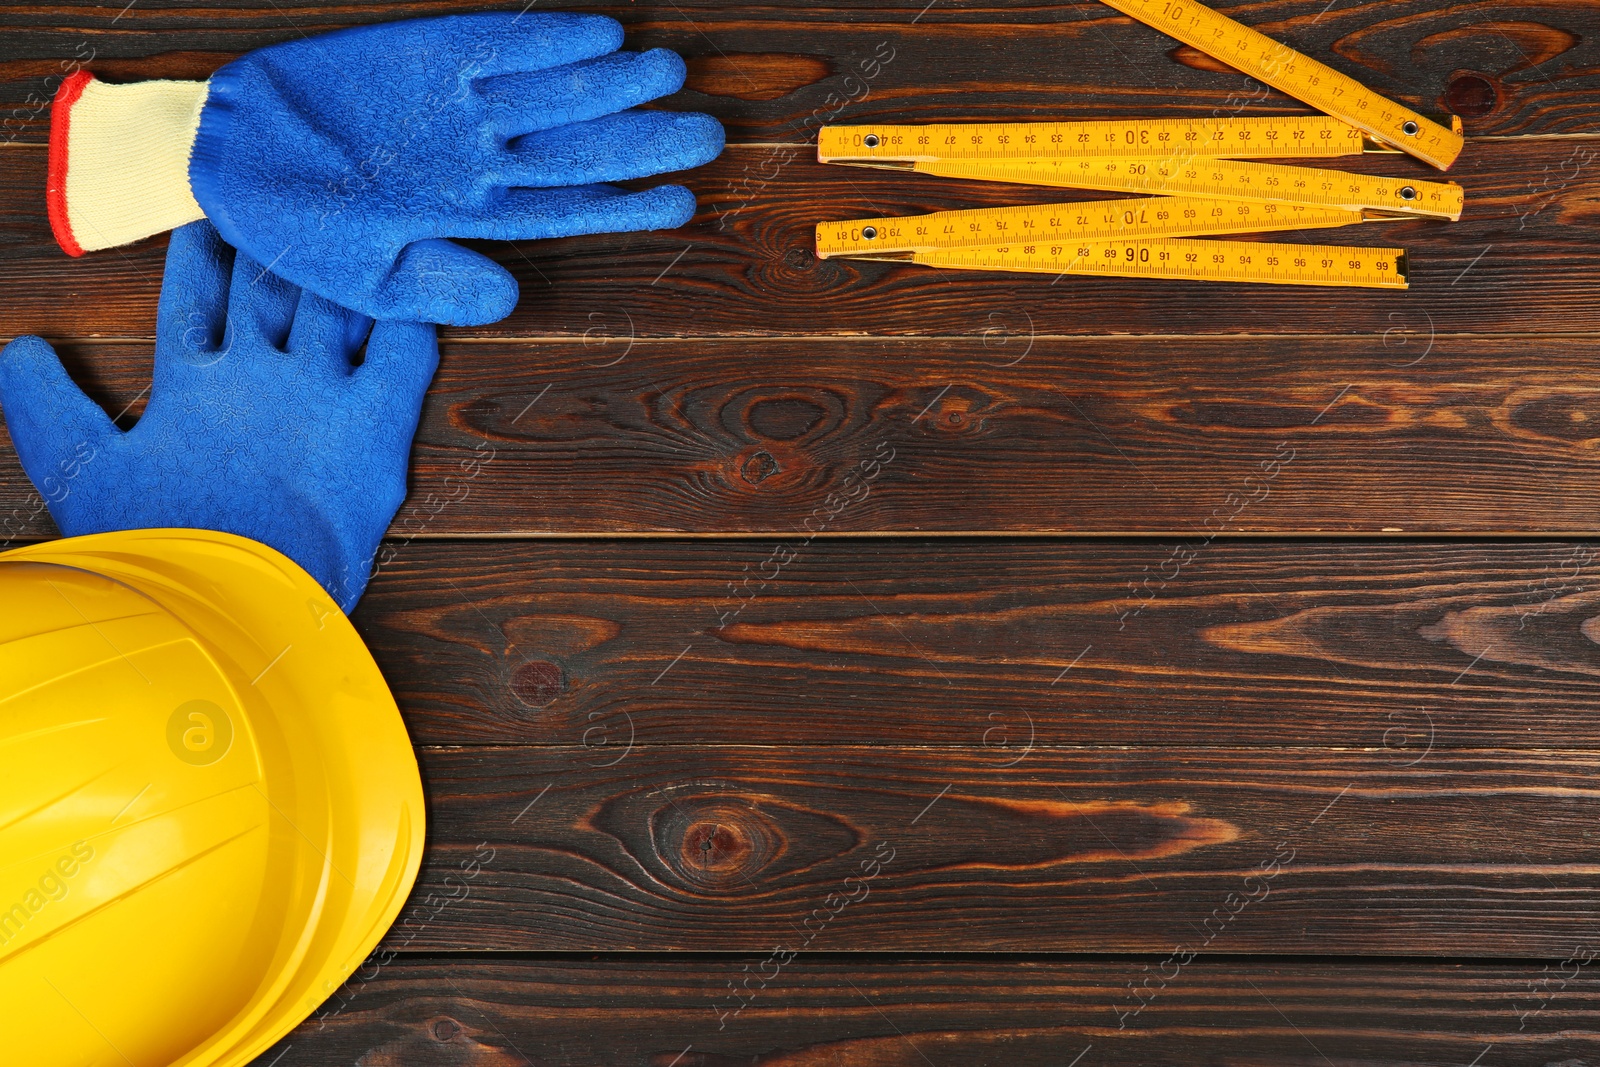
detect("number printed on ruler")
[814,196,1365,257]
[817,116,1368,163]
[917,156,1463,219]
[921,237,1408,288]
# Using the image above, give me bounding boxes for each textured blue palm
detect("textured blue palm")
[188,12,725,324]
[0,221,438,611]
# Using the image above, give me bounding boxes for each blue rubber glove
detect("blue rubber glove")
[189,12,724,324]
[0,220,438,611]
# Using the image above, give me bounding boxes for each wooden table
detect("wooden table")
[5,0,1600,1062]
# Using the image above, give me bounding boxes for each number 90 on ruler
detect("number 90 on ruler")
[903,238,1407,289]
[816,197,1410,288]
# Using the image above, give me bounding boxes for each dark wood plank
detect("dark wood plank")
[264,956,1600,1066]
[399,745,1600,955]
[2,135,1595,339]
[7,336,1600,536]
[4,0,1597,145]
[8,527,1598,750]
[343,540,1600,749]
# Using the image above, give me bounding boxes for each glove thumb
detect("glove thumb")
[0,335,116,506]
[378,239,520,326]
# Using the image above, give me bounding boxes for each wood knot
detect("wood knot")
[510,658,566,708]
[430,1017,461,1042]
[655,798,782,892]
[917,387,995,436]
[1446,73,1498,118]
[742,450,779,483]
[605,787,857,894]
[1501,388,1600,446]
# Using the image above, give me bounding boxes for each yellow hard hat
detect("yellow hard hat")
[0,528,425,1067]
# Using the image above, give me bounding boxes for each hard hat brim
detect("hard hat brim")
[3,528,425,1067]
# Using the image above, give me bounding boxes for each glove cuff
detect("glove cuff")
[186,61,250,261]
[47,72,210,256]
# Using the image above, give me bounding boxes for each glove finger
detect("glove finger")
[155,220,234,367]
[377,239,520,326]
[227,248,302,353]
[494,110,723,187]
[455,183,697,242]
[478,49,687,138]
[0,336,116,506]
[356,320,440,419]
[288,291,374,375]
[444,11,624,78]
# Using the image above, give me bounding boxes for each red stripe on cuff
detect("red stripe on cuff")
[46,70,95,258]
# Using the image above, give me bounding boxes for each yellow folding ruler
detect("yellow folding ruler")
[810,0,1464,287]
[816,195,1407,288]
[912,154,1462,221]
[818,118,1463,221]
[818,195,1371,255]
[818,115,1381,164]
[912,239,1406,289]
[1095,0,1463,170]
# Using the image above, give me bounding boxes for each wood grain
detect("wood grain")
[395,745,1600,956]
[270,956,1600,1066]
[3,0,1597,144]
[2,135,1596,339]
[6,0,1600,1057]
[6,336,1600,537]
[342,540,1600,749]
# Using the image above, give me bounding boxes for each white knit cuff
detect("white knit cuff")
[47,72,209,256]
